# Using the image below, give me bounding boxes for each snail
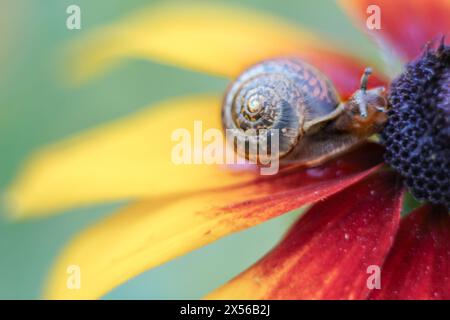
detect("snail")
[222,58,388,167]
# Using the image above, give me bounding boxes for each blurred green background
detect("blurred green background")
[0,0,379,299]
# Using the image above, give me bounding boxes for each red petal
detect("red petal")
[206,170,405,300]
[216,143,384,225]
[369,205,450,300]
[339,0,450,61]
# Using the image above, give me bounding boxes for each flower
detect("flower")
[5,0,449,299]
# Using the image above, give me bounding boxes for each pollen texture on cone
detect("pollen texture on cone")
[381,42,449,209]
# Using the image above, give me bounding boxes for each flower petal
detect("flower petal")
[44,144,383,299]
[339,0,450,61]
[6,95,258,217]
[205,170,405,300]
[369,204,450,300]
[68,3,387,98]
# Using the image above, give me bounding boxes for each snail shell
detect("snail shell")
[222,58,341,162]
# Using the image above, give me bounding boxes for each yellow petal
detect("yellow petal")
[67,3,330,83]
[44,145,382,299]
[5,95,255,217]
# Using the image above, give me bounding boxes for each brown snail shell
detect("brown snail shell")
[222,58,341,163]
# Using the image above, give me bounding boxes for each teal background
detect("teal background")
[0,0,379,299]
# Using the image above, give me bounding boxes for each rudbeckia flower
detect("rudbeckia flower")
[5,0,449,299]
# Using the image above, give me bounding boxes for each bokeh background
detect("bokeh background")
[0,0,380,299]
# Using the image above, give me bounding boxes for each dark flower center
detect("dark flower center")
[381,41,449,209]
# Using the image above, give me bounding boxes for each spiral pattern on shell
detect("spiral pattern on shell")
[222,58,340,162]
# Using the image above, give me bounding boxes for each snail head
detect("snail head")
[337,68,389,136]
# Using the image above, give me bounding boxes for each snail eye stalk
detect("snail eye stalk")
[357,67,373,118]
[360,67,373,93]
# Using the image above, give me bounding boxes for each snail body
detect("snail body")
[222,58,388,167]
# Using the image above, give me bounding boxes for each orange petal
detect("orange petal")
[339,0,450,61]
[44,144,383,299]
[369,204,450,300]
[206,170,405,300]
[68,3,387,98]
